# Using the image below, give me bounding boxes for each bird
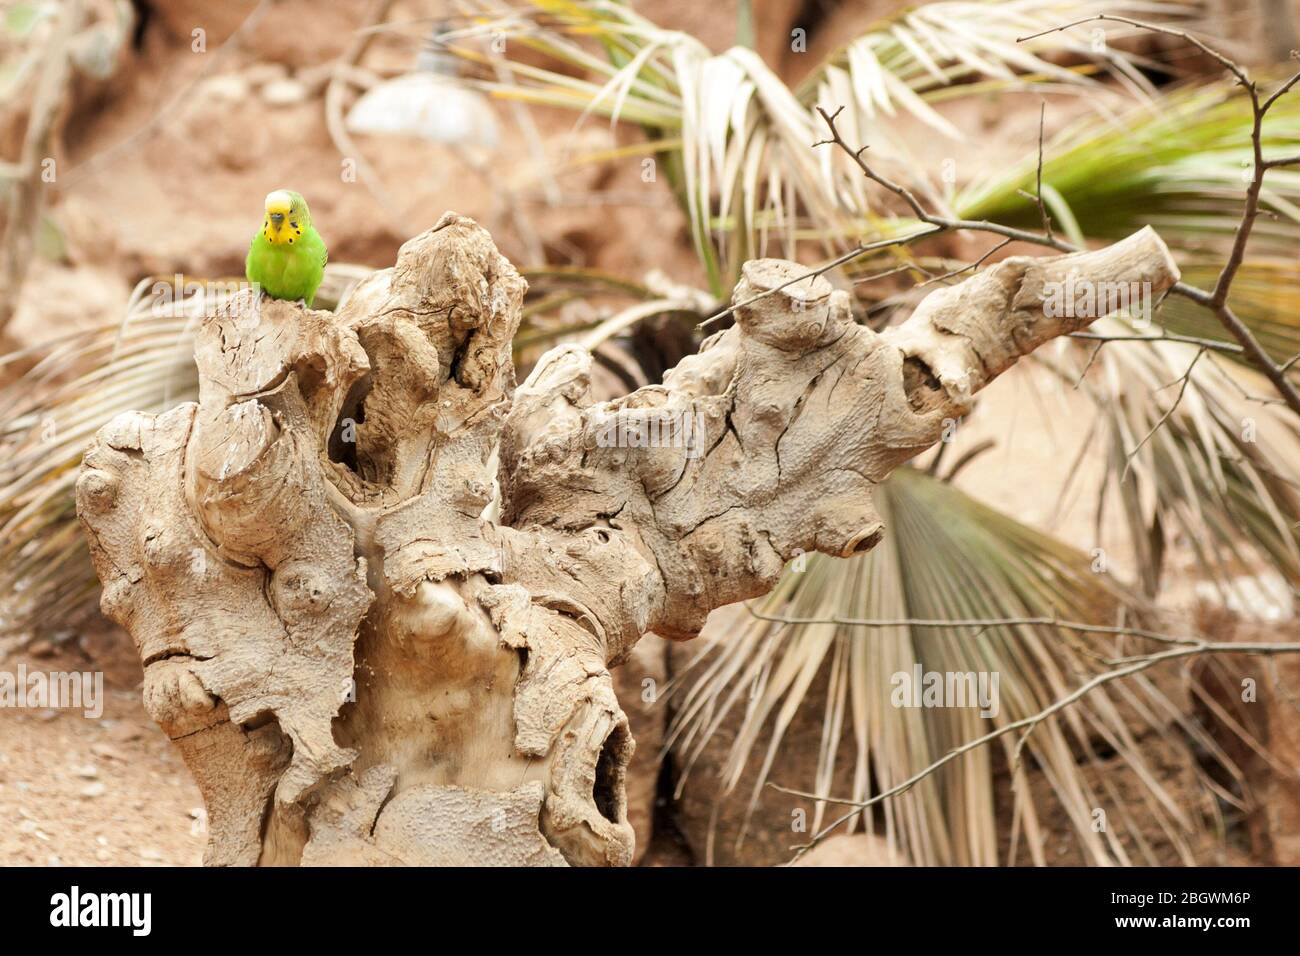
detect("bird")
[245,189,328,307]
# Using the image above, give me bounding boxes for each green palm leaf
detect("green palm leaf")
[956,79,1300,256]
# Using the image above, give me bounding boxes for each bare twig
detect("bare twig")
[773,634,1300,862]
[325,0,404,222]
[917,238,1014,289]
[1068,330,1244,355]
[1033,102,1054,242]
[697,226,942,327]
[1121,346,1207,479]
[814,92,1300,417]
[939,437,996,482]
[852,263,925,285]
[813,106,1077,253]
[1014,15,1300,417]
[741,603,1201,648]
[0,0,83,335]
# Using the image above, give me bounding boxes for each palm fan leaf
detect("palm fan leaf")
[666,466,1230,865]
[1039,313,1300,595]
[449,0,1177,292]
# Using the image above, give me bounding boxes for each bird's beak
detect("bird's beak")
[269,212,285,228]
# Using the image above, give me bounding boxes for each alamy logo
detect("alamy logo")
[890,665,1000,718]
[593,408,707,458]
[0,665,103,718]
[149,274,257,316]
[50,886,151,936]
[1041,275,1153,326]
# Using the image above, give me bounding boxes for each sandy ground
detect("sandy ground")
[0,635,204,866]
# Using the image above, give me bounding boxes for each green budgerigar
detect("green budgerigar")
[245,189,328,307]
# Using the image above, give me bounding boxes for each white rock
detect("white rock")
[262,79,309,106]
[203,74,251,103]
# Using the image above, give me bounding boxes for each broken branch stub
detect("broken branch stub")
[76,216,1178,866]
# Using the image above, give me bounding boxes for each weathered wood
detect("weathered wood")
[76,215,1179,866]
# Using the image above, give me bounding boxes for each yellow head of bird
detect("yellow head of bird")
[262,189,307,245]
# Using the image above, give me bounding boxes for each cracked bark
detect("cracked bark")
[75,214,1179,866]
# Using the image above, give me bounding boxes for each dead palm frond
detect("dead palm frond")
[666,467,1231,865]
[449,0,1181,292]
[1046,313,1300,595]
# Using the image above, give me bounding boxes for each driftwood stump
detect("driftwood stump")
[75,214,1178,866]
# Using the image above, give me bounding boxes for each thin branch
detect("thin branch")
[810,88,1300,415]
[1012,15,1300,417]
[939,437,996,482]
[1017,15,1251,84]
[1033,101,1053,242]
[852,263,925,285]
[1068,330,1243,355]
[1264,152,1300,169]
[813,106,1076,253]
[324,0,404,222]
[773,635,1300,862]
[1121,346,1207,479]
[697,226,942,328]
[741,603,1201,648]
[915,238,1013,289]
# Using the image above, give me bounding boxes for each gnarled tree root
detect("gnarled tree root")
[76,215,1179,865]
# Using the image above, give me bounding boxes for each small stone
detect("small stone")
[139,847,162,861]
[203,74,250,103]
[28,639,55,658]
[80,781,107,798]
[90,742,124,761]
[95,847,111,862]
[262,79,308,106]
[74,764,99,779]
